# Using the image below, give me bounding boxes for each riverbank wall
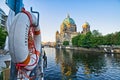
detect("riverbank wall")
[114,48,120,53]
[60,46,120,53]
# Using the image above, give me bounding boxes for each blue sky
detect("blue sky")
[0,0,120,42]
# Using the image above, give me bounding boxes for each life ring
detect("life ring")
[9,9,41,71]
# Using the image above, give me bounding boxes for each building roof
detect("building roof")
[63,14,75,25]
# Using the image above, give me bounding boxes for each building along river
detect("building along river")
[44,47,120,80]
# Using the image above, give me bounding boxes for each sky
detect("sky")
[0,0,120,42]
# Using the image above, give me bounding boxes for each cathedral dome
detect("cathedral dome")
[60,14,77,33]
[60,23,67,33]
[82,22,90,29]
[63,14,75,26]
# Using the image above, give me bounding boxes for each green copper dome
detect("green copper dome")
[63,14,75,25]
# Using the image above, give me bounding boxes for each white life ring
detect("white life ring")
[9,9,41,71]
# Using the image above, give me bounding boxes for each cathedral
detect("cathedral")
[55,14,90,47]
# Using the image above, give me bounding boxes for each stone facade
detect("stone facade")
[56,14,90,47]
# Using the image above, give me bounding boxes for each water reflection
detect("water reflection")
[55,49,77,80]
[43,48,120,80]
[54,48,120,80]
[1,48,120,80]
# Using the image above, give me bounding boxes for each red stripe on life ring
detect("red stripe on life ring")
[34,30,40,35]
[21,8,33,26]
[35,50,40,56]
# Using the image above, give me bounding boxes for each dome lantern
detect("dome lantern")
[67,13,70,18]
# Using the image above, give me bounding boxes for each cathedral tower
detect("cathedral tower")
[82,22,90,34]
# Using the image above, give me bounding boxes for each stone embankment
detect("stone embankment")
[114,49,120,53]
[62,46,120,53]
[64,47,104,53]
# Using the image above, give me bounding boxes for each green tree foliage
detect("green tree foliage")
[72,30,120,48]
[92,30,102,37]
[0,27,7,48]
[111,32,120,45]
[78,34,85,47]
[72,35,80,46]
[78,32,92,48]
[116,32,120,45]
[63,41,69,46]
[84,32,92,48]
[104,34,113,45]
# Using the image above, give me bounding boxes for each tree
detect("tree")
[112,32,120,45]
[78,32,92,48]
[92,30,102,37]
[71,30,120,48]
[78,34,85,47]
[0,27,7,48]
[63,41,69,46]
[104,34,113,45]
[72,35,80,46]
[83,32,92,48]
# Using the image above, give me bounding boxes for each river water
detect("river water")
[0,48,120,80]
[44,47,120,80]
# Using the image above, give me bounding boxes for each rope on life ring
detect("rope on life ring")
[15,8,40,79]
